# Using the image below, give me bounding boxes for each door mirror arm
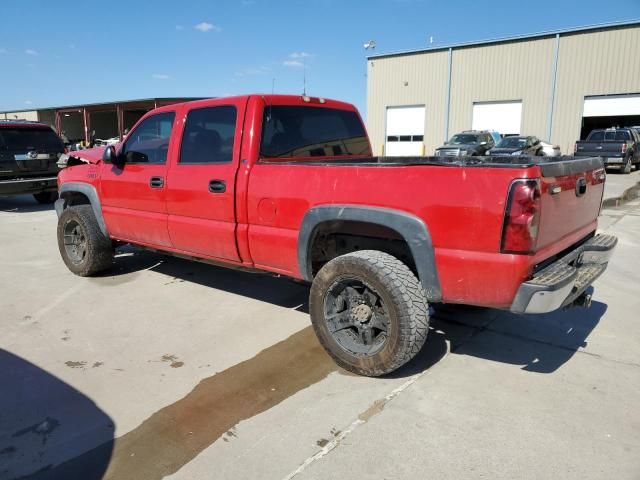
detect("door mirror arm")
[103,145,125,168]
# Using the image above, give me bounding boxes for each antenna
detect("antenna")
[303,57,307,95]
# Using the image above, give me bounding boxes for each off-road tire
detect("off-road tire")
[33,191,58,204]
[309,250,429,377]
[57,205,113,276]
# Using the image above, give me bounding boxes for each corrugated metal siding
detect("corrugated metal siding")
[448,37,555,140]
[552,26,640,153]
[367,51,449,155]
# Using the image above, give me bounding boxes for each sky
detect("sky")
[0,0,638,115]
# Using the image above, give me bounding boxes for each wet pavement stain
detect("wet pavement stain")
[100,326,336,480]
[64,361,87,369]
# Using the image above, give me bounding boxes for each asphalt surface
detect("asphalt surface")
[0,175,639,480]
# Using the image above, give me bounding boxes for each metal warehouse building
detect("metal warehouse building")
[366,20,640,156]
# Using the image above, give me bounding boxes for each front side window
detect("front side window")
[122,112,175,164]
[180,106,237,164]
[260,106,370,158]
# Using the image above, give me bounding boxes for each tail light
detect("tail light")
[622,143,628,154]
[501,179,541,254]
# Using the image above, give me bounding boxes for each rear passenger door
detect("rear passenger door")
[165,98,247,261]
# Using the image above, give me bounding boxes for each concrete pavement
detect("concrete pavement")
[0,191,638,480]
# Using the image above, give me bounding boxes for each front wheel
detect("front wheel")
[57,205,113,276]
[309,250,430,377]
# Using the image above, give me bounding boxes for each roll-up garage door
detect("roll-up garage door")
[385,106,425,156]
[581,95,640,139]
[472,101,522,136]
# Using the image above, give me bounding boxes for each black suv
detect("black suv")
[0,121,63,203]
[434,131,497,157]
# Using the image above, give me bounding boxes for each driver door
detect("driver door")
[100,110,176,247]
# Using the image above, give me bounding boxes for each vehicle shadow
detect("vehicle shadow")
[0,350,113,480]
[393,298,606,377]
[104,247,607,378]
[0,195,55,214]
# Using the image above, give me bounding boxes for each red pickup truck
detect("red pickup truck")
[55,94,617,376]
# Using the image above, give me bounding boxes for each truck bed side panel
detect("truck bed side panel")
[246,163,532,305]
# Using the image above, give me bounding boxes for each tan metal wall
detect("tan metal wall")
[552,26,640,153]
[367,50,449,155]
[448,37,555,143]
[367,24,640,156]
[1,110,38,121]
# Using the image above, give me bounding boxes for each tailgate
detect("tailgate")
[536,157,605,251]
[575,141,624,157]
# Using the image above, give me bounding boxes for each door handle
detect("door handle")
[209,180,226,193]
[150,176,164,188]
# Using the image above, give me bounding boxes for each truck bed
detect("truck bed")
[250,154,604,307]
[261,155,603,175]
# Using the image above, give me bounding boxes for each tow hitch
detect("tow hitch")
[568,292,592,309]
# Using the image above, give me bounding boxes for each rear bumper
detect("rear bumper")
[510,234,617,314]
[0,176,58,196]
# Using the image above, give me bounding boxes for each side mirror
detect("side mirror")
[103,145,124,167]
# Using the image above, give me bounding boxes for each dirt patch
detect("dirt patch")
[64,361,86,369]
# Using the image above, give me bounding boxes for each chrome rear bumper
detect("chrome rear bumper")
[510,234,617,314]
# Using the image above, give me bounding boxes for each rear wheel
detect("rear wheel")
[33,191,58,204]
[309,250,429,377]
[57,205,113,276]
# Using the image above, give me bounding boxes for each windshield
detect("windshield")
[0,127,64,152]
[497,137,527,149]
[260,106,371,158]
[448,134,480,145]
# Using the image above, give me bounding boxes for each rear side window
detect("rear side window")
[180,106,237,164]
[260,106,371,158]
[0,127,63,151]
[123,112,175,164]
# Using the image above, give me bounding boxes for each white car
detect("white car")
[539,140,561,157]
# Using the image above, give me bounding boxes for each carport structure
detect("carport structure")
[38,97,202,144]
